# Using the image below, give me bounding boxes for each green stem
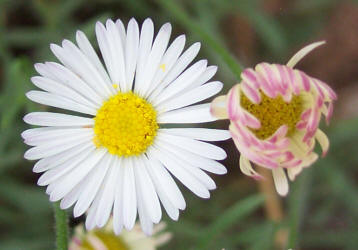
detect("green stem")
[53,202,69,250]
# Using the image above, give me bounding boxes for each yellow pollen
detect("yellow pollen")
[240,91,303,140]
[82,230,129,250]
[159,64,166,71]
[94,92,158,157]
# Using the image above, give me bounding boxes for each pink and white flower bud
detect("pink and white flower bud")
[211,41,337,196]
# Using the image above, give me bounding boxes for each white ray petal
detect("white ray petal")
[136,180,153,236]
[158,103,216,124]
[155,139,227,175]
[50,43,111,98]
[145,34,186,97]
[33,142,92,173]
[60,178,86,210]
[23,112,93,127]
[122,158,137,230]
[22,127,60,139]
[104,20,127,90]
[143,156,180,220]
[138,23,172,96]
[154,60,207,105]
[76,30,112,87]
[73,153,112,217]
[286,41,325,68]
[184,65,218,92]
[135,18,154,93]
[146,153,186,210]
[95,155,119,227]
[134,156,162,223]
[149,146,210,199]
[115,19,126,50]
[86,185,104,230]
[124,18,139,91]
[159,128,231,141]
[49,148,106,201]
[158,81,223,113]
[24,132,93,161]
[272,167,289,196]
[31,76,98,109]
[43,62,104,105]
[26,91,96,115]
[113,158,125,235]
[157,131,226,160]
[148,42,201,102]
[37,146,94,186]
[24,128,92,146]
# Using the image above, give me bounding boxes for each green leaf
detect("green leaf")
[196,194,264,249]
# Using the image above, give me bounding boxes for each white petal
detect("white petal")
[157,131,226,160]
[26,90,96,115]
[31,76,98,109]
[210,95,228,120]
[286,41,325,68]
[315,129,329,156]
[159,128,231,141]
[24,130,94,160]
[95,155,119,227]
[158,103,216,124]
[144,157,180,220]
[49,148,106,201]
[272,167,289,196]
[113,157,125,234]
[24,128,92,146]
[136,181,153,236]
[148,42,201,102]
[50,42,111,98]
[33,142,92,173]
[73,153,112,217]
[154,60,207,105]
[145,35,186,97]
[135,18,154,93]
[146,154,186,210]
[37,146,94,186]
[122,158,137,230]
[115,19,126,50]
[158,81,223,113]
[138,23,172,96]
[86,186,104,230]
[184,65,218,91]
[23,112,93,127]
[60,178,86,210]
[104,20,127,90]
[124,18,139,91]
[42,62,104,105]
[134,156,162,223]
[22,127,59,139]
[149,146,210,199]
[76,30,112,87]
[155,139,227,175]
[239,156,262,179]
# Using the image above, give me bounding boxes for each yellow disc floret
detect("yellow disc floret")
[240,91,303,140]
[94,92,158,157]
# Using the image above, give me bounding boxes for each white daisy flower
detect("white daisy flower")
[22,18,230,235]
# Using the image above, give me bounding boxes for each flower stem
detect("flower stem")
[257,168,287,249]
[53,202,69,250]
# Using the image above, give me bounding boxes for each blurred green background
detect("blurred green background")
[1,0,358,249]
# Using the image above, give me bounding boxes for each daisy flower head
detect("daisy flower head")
[69,220,171,250]
[211,41,337,196]
[22,18,230,235]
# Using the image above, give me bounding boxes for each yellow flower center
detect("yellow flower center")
[81,231,129,250]
[94,92,158,157]
[240,91,303,140]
